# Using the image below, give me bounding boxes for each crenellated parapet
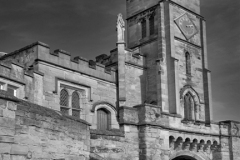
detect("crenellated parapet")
[37,44,116,82]
[0,60,44,104]
[0,41,117,83]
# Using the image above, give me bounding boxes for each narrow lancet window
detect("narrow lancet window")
[60,89,69,115]
[141,19,147,38]
[184,93,195,121]
[186,52,191,75]
[149,15,155,35]
[72,91,80,118]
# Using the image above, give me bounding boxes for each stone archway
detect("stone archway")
[170,151,209,160]
[173,155,197,160]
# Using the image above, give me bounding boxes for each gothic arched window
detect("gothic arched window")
[60,89,69,115]
[72,91,80,118]
[149,15,155,35]
[97,108,110,130]
[141,18,147,38]
[186,52,191,75]
[184,93,195,121]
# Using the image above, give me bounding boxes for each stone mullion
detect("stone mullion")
[67,89,74,116]
[79,91,84,120]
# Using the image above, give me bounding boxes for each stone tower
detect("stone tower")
[126,0,212,123]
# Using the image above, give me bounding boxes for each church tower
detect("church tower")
[126,0,212,123]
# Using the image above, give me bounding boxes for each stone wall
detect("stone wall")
[0,91,90,160]
[125,51,145,107]
[90,128,139,160]
[119,103,240,160]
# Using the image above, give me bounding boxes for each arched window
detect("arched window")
[60,89,69,115]
[185,52,191,75]
[97,108,110,130]
[184,93,195,121]
[141,18,147,38]
[72,91,80,118]
[149,15,155,35]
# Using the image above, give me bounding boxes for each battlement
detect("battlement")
[0,60,44,103]
[0,41,146,86]
[0,41,116,83]
[0,60,43,82]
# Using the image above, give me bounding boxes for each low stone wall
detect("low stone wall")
[0,91,90,160]
[90,128,139,160]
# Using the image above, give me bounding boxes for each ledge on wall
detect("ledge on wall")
[90,129,124,137]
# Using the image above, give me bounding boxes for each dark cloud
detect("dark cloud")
[0,0,239,121]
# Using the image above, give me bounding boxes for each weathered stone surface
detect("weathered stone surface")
[0,0,238,160]
[10,144,28,155]
[7,102,17,111]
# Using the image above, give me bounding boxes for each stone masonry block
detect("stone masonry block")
[0,100,7,108]
[2,110,15,119]
[22,117,42,128]
[7,102,17,111]
[0,127,15,136]
[0,143,11,154]
[10,144,28,155]
[0,117,15,128]
[10,155,26,160]
[0,136,14,143]
[2,154,10,160]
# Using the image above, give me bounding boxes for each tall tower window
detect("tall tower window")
[149,15,155,35]
[184,93,195,121]
[186,52,191,75]
[141,18,147,38]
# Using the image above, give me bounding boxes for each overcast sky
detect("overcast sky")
[0,0,239,122]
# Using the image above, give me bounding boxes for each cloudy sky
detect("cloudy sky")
[0,0,239,122]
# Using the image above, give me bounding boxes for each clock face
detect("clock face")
[175,13,198,40]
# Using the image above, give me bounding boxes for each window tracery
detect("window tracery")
[60,88,83,118]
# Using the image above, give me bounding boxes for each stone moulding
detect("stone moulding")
[36,59,116,84]
[0,41,49,60]
[91,101,117,114]
[90,129,124,137]
[54,77,93,102]
[119,103,232,138]
[169,150,210,160]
